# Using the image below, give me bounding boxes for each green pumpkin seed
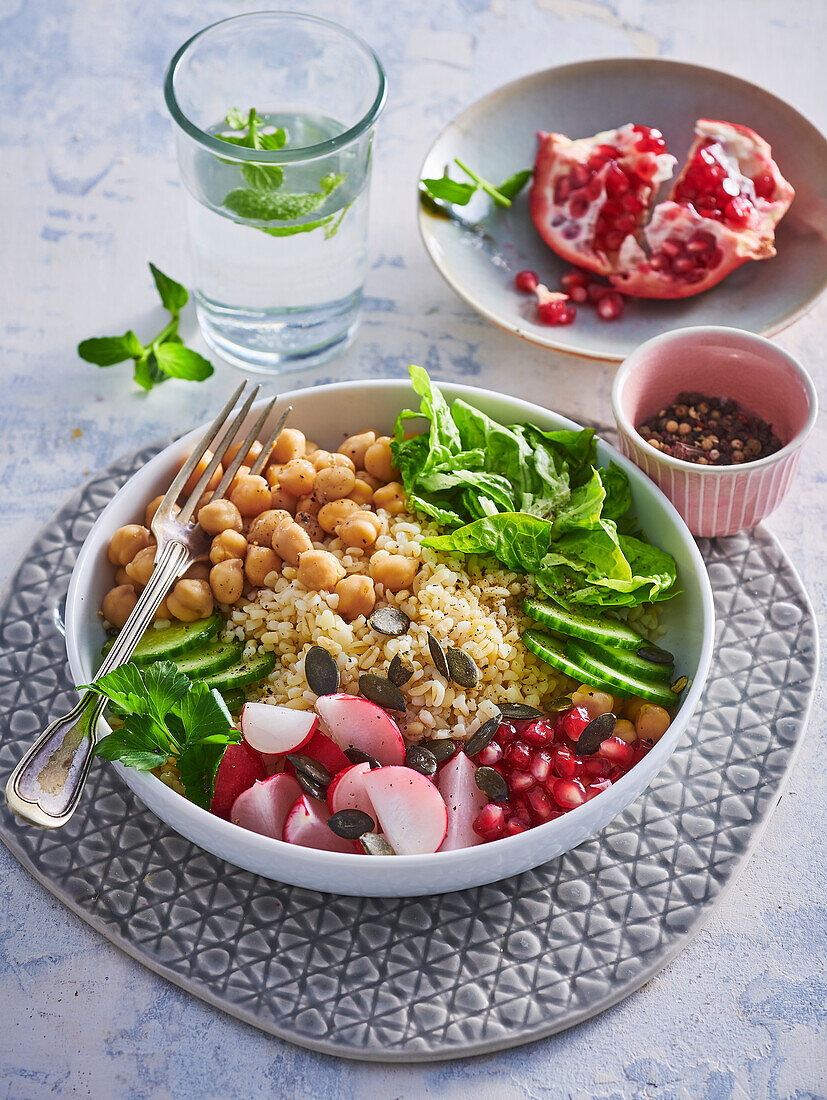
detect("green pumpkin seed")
[360,833,396,856]
[446,647,480,689]
[405,743,437,777]
[369,606,411,637]
[344,747,381,769]
[499,702,544,720]
[637,644,675,666]
[295,772,326,801]
[304,645,340,696]
[474,766,509,802]
[427,631,450,678]
[287,753,331,788]
[464,713,502,756]
[576,712,616,755]
[359,673,407,712]
[546,696,573,713]
[388,653,415,687]
[328,809,376,839]
[670,675,688,694]
[421,738,456,763]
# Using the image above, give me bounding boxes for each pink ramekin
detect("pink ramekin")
[611,327,818,538]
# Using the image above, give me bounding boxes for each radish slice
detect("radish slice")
[282,793,355,853]
[241,702,318,756]
[284,730,350,780]
[437,751,488,851]
[230,773,301,839]
[316,693,405,766]
[362,766,448,855]
[211,741,267,820]
[327,761,377,818]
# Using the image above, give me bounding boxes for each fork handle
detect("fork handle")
[5,540,191,828]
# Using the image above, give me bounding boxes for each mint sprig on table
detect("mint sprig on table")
[84,661,240,809]
[78,263,214,392]
[421,158,532,208]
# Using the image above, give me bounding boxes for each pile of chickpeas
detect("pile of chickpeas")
[571,684,672,745]
[101,427,420,631]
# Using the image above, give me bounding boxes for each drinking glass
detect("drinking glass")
[164,13,386,373]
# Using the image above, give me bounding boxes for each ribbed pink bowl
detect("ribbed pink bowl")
[611,327,818,538]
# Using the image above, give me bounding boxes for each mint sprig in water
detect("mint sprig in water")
[422,158,532,208]
[78,263,213,392]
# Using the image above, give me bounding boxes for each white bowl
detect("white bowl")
[65,380,715,897]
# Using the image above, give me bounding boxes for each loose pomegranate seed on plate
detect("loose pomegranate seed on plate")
[514,269,539,293]
[537,298,576,325]
[597,291,625,321]
[521,718,555,746]
[559,706,590,741]
[509,769,535,793]
[585,778,612,801]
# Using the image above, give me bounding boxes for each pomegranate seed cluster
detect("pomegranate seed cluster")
[637,392,784,466]
[674,138,774,228]
[470,706,652,842]
[514,266,625,326]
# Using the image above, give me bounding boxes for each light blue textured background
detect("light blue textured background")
[1,1,825,1097]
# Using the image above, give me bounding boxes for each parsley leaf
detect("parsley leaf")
[421,158,532,209]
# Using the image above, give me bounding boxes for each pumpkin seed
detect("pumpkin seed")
[670,675,688,694]
[405,743,437,777]
[328,809,376,839]
[426,631,450,678]
[295,772,326,801]
[359,673,407,712]
[344,747,381,769]
[388,653,415,687]
[360,833,396,856]
[286,753,331,788]
[421,737,457,763]
[369,606,411,637]
[464,713,502,756]
[637,644,675,666]
[304,645,340,697]
[446,647,480,689]
[499,702,544,720]
[576,712,616,755]
[474,766,509,802]
[547,695,573,713]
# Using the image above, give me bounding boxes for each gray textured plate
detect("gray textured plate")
[419,58,827,361]
[0,442,818,1062]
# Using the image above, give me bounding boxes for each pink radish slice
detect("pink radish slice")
[284,730,350,780]
[211,741,267,820]
[282,793,356,853]
[327,761,377,819]
[316,693,405,766]
[230,773,302,839]
[362,766,448,855]
[436,750,488,852]
[259,752,283,778]
[241,702,318,756]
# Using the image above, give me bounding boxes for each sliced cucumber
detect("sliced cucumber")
[167,639,245,679]
[522,599,643,651]
[205,649,277,692]
[523,628,591,682]
[101,613,222,667]
[578,639,673,683]
[219,688,246,713]
[565,640,677,707]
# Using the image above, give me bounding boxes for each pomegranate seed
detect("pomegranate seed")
[583,756,611,778]
[708,247,724,268]
[551,777,587,810]
[585,778,612,801]
[514,269,539,293]
[510,793,531,825]
[569,163,590,189]
[608,765,626,782]
[538,299,576,325]
[473,802,505,841]
[585,176,604,201]
[598,735,636,767]
[530,749,553,785]
[525,786,555,823]
[478,741,503,767]
[605,163,631,197]
[551,745,582,779]
[621,193,644,214]
[504,818,529,837]
[560,706,590,740]
[597,292,625,321]
[569,194,590,219]
[587,282,612,303]
[603,230,624,251]
[521,719,555,747]
[632,741,651,764]
[504,740,532,771]
[509,769,536,793]
[554,177,571,204]
[753,173,774,200]
[724,195,752,227]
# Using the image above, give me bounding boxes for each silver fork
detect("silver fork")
[5,383,291,829]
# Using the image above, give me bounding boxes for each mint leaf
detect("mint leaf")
[225,107,248,130]
[496,168,532,201]
[421,160,531,209]
[421,175,477,206]
[320,173,346,195]
[259,216,335,237]
[133,353,166,392]
[241,162,284,191]
[154,343,214,382]
[259,128,287,151]
[224,187,328,221]
[78,331,144,366]
[149,263,188,315]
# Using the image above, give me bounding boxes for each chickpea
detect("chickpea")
[184,562,210,582]
[304,440,319,455]
[228,465,251,495]
[279,458,316,498]
[364,436,397,482]
[338,431,376,468]
[145,495,179,528]
[273,520,313,565]
[310,449,334,471]
[114,566,132,588]
[209,559,244,604]
[231,474,272,518]
[272,428,306,464]
[335,575,376,621]
[295,510,324,542]
[247,509,290,547]
[244,545,280,587]
[622,698,646,723]
[355,470,380,491]
[198,498,243,535]
[318,498,359,534]
[125,544,157,587]
[108,524,153,566]
[297,549,346,591]
[336,511,382,550]
[330,452,356,473]
[572,685,615,719]
[348,478,376,508]
[194,491,214,520]
[224,438,263,469]
[370,553,418,592]
[613,719,638,745]
[373,482,406,515]
[210,530,247,564]
[102,584,138,629]
[314,465,356,504]
[270,488,296,514]
[179,450,222,496]
[265,464,284,489]
[167,579,214,622]
[296,494,321,517]
[152,597,170,622]
[635,704,671,744]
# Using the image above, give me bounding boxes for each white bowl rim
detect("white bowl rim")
[65,377,715,876]
[611,325,819,475]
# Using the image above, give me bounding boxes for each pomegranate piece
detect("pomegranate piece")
[361,765,449,854]
[282,792,356,853]
[473,802,506,841]
[240,701,318,756]
[315,693,406,766]
[514,269,539,293]
[598,735,636,768]
[230,772,301,838]
[551,777,587,810]
[437,750,489,851]
[211,741,267,820]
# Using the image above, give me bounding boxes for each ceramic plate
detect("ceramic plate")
[418,58,827,361]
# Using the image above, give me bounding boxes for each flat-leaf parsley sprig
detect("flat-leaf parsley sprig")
[83,661,240,808]
[78,263,214,392]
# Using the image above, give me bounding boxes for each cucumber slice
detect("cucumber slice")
[205,649,277,692]
[101,613,222,666]
[578,639,673,683]
[565,640,677,707]
[220,688,246,713]
[523,628,591,682]
[522,599,643,651]
[167,639,245,679]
